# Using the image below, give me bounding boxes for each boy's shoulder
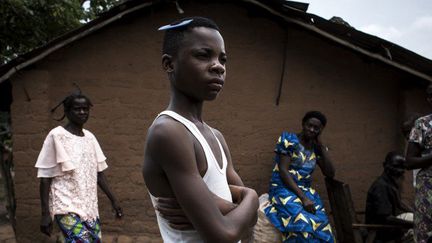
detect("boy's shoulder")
[147,115,194,148]
[203,122,221,134]
[150,115,186,133]
[145,114,199,172]
[208,125,224,140]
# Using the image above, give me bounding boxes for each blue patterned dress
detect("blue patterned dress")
[264,132,334,243]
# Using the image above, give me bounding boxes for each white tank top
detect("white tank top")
[150,110,232,242]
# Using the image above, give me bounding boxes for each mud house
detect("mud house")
[1,0,432,241]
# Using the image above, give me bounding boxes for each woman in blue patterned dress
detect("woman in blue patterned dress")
[265,111,336,242]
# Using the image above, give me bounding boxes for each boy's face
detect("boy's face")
[169,27,227,101]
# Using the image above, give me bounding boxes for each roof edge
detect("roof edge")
[244,0,432,82]
[1,0,431,83]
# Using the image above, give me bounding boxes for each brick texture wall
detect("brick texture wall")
[10,2,429,242]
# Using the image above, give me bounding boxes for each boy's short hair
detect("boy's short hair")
[162,16,220,56]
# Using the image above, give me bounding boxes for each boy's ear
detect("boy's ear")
[162,54,174,72]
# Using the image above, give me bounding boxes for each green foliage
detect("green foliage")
[86,0,120,18]
[0,0,120,64]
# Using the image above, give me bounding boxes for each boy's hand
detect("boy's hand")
[155,197,194,230]
[155,192,238,230]
[229,184,245,203]
[40,214,53,236]
[229,185,257,204]
[214,191,237,215]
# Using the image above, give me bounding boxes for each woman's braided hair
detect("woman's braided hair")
[50,84,93,121]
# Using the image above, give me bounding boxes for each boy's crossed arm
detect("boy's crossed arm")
[155,185,248,230]
[148,121,258,242]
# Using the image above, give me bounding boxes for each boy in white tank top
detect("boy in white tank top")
[142,17,258,242]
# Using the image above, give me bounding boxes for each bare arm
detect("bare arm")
[314,138,335,178]
[213,129,244,188]
[156,189,238,231]
[97,172,122,218]
[279,155,316,214]
[148,122,258,242]
[214,129,251,223]
[40,178,53,236]
[214,129,257,242]
[405,142,432,169]
[315,148,335,178]
[155,128,255,231]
